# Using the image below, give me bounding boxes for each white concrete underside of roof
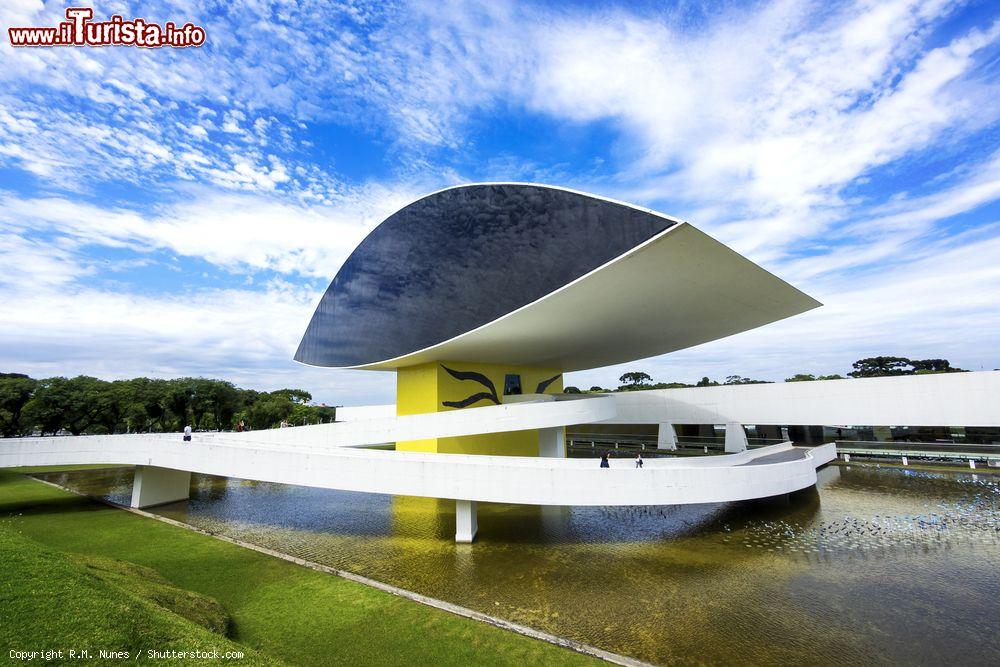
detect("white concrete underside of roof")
[352,222,822,372]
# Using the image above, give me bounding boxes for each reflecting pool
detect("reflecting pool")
[38,464,1000,665]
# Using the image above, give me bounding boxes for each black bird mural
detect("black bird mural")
[441,366,500,408]
[441,366,563,408]
[536,374,561,394]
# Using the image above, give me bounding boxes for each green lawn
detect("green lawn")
[0,526,275,664]
[0,469,596,666]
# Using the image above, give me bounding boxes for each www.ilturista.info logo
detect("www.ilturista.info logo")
[8,7,206,48]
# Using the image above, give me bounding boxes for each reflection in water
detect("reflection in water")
[39,464,1000,666]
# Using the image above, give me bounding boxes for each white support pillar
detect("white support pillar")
[657,423,678,450]
[130,466,191,509]
[724,422,748,453]
[455,499,478,543]
[538,426,566,458]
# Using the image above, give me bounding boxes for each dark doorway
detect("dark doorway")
[504,374,522,396]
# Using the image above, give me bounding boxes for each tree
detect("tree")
[22,378,68,435]
[910,359,966,373]
[187,378,216,429]
[61,376,111,435]
[186,378,240,430]
[247,395,294,430]
[0,375,38,437]
[848,356,965,378]
[90,380,128,434]
[695,377,718,387]
[785,373,845,382]
[121,378,171,433]
[207,381,240,430]
[22,376,108,435]
[588,386,607,392]
[847,356,913,378]
[724,375,770,385]
[7,373,332,436]
[618,372,652,386]
[270,388,312,404]
[165,379,196,428]
[563,386,582,394]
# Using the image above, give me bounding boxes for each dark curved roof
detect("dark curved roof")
[294,183,676,368]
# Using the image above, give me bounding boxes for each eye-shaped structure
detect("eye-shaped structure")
[295,183,820,372]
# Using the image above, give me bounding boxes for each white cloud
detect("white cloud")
[186,124,209,140]
[519,2,999,254]
[775,150,1000,282]
[0,233,91,286]
[0,277,394,404]
[0,182,422,279]
[0,0,46,29]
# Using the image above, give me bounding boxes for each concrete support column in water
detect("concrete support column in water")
[657,423,678,450]
[130,465,191,508]
[725,422,748,453]
[455,499,478,543]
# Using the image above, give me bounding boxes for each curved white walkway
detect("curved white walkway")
[0,395,835,540]
[0,433,833,506]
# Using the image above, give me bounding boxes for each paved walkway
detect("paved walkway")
[740,447,809,465]
[1,430,835,507]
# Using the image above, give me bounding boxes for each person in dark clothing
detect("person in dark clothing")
[600,451,610,468]
[635,452,644,468]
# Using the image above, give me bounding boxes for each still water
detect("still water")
[39,464,1000,666]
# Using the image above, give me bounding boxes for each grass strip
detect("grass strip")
[0,522,276,664]
[0,470,595,666]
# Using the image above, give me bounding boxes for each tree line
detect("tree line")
[564,356,968,393]
[0,374,336,438]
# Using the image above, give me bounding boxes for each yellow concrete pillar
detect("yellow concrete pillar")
[395,361,562,455]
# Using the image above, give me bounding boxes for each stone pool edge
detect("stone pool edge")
[26,473,653,667]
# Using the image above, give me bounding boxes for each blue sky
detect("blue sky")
[1,0,999,405]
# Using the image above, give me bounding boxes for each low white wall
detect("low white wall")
[604,371,1000,427]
